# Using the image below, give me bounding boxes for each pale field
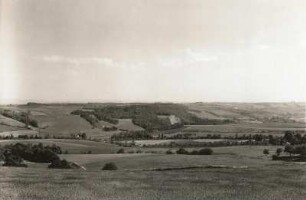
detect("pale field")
[0,124,25,133]
[117,139,230,147]
[116,119,144,131]
[0,130,38,137]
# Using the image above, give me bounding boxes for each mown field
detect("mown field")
[1,146,306,200]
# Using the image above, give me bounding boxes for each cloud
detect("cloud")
[34,55,148,70]
[37,55,117,67]
[159,48,218,68]
[34,49,218,70]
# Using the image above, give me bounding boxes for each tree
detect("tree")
[276,148,282,156]
[81,133,87,139]
[263,149,269,155]
[284,145,294,157]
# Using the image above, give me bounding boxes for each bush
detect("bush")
[276,148,283,156]
[102,162,118,170]
[48,158,81,169]
[136,149,142,153]
[166,149,173,154]
[3,150,28,167]
[198,148,213,155]
[189,150,199,155]
[263,149,269,155]
[272,155,279,160]
[117,148,125,154]
[176,148,189,155]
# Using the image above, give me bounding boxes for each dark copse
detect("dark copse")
[176,148,213,155]
[198,148,213,155]
[3,143,61,163]
[111,131,153,141]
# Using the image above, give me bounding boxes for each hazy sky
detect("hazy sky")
[1,0,306,103]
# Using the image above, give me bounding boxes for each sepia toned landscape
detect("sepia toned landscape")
[0,102,305,200]
[1,0,306,199]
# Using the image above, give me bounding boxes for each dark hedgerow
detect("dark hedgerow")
[102,162,118,170]
[117,148,125,154]
[176,148,213,155]
[198,148,213,155]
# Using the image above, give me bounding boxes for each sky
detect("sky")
[0,0,306,104]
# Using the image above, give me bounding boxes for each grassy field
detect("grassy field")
[0,114,25,128]
[0,130,38,137]
[0,103,305,199]
[1,105,146,139]
[0,124,26,133]
[1,146,306,200]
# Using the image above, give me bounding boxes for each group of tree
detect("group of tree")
[271,131,306,161]
[0,143,82,169]
[2,143,62,164]
[71,103,233,132]
[282,131,306,145]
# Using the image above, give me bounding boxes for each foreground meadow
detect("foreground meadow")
[1,146,306,200]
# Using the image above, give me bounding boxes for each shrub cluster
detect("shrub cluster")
[48,159,81,169]
[117,148,125,154]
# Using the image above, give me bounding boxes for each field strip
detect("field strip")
[0,130,38,137]
[143,165,249,171]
